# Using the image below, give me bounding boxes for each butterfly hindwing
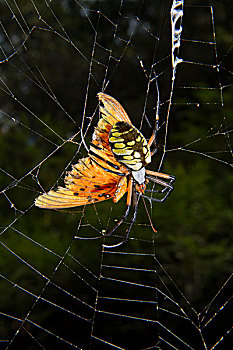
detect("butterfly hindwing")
[35,157,127,209]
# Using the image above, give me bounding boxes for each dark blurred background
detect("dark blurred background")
[0,0,232,349]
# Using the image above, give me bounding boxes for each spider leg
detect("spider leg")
[103,177,133,248]
[146,176,173,197]
[148,130,157,148]
[104,185,139,248]
[122,189,139,243]
[142,191,171,203]
[145,169,175,202]
[150,146,158,157]
[146,170,175,192]
[146,170,175,184]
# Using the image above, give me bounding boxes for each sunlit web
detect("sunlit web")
[0,0,233,349]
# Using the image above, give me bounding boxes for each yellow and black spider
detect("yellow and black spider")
[35,93,175,247]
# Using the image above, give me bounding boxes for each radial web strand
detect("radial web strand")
[0,0,232,349]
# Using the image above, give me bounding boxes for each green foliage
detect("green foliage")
[154,159,233,305]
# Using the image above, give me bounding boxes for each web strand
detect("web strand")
[0,1,232,349]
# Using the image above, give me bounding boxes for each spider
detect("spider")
[35,93,175,248]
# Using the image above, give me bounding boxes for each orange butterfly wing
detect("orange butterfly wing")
[35,157,126,208]
[35,93,131,209]
[89,93,131,170]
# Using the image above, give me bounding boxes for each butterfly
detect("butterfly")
[35,93,175,247]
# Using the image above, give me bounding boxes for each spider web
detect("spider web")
[0,0,233,349]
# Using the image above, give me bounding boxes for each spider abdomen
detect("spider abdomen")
[109,121,151,172]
